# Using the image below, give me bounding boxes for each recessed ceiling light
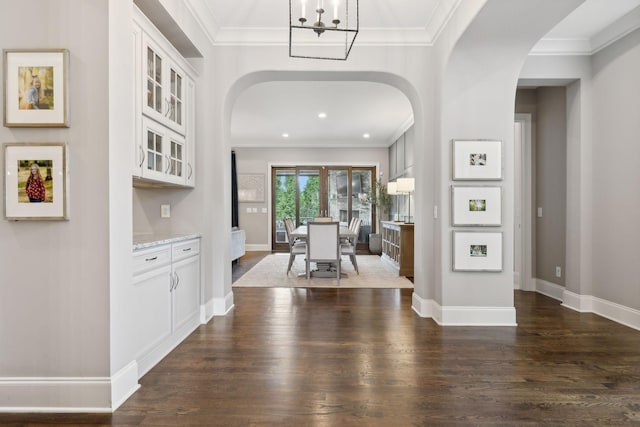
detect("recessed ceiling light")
[363,133,371,139]
[282,133,289,138]
[318,112,327,119]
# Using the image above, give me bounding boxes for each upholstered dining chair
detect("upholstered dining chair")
[341,218,360,274]
[306,221,340,283]
[313,216,333,222]
[284,218,306,274]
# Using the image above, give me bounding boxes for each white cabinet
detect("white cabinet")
[133,7,196,188]
[132,237,201,377]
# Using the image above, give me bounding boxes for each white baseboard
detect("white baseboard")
[212,291,235,316]
[411,292,516,326]
[110,361,140,411]
[437,305,517,326]
[0,377,112,413]
[411,292,434,318]
[200,299,214,324]
[535,278,565,301]
[245,244,270,251]
[562,290,640,331]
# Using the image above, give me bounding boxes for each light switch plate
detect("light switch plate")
[161,204,171,218]
[537,207,543,217]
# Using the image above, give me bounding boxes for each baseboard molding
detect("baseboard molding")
[535,278,565,301]
[411,293,516,326]
[0,376,112,413]
[437,305,517,326]
[212,291,235,316]
[200,299,214,324]
[246,244,270,251]
[110,361,140,411]
[411,292,434,318]
[562,290,640,331]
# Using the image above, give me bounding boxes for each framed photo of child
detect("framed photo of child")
[3,143,69,220]
[3,49,69,127]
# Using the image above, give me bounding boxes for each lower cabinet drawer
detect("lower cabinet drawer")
[133,245,172,275]
[172,238,200,262]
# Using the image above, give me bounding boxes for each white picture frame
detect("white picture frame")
[3,49,70,127]
[3,143,69,220]
[451,185,502,226]
[452,139,502,180]
[452,231,502,271]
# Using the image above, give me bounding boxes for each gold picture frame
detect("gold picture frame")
[3,49,69,127]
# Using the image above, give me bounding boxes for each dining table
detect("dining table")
[290,224,358,278]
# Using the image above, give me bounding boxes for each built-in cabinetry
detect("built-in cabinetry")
[132,237,200,377]
[380,221,414,277]
[132,7,196,187]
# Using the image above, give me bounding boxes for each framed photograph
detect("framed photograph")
[238,173,265,202]
[452,231,502,271]
[451,185,502,226]
[452,139,502,180]
[3,143,69,220]
[3,49,69,127]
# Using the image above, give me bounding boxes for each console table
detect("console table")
[380,221,414,277]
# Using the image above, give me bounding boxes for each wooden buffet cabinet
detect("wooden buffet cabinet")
[380,221,414,277]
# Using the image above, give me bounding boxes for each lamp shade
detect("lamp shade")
[396,177,415,193]
[386,182,397,195]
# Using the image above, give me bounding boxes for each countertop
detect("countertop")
[133,233,201,251]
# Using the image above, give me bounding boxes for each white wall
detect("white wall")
[590,28,640,310]
[233,147,388,247]
[0,0,112,408]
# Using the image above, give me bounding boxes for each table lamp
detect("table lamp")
[396,177,415,223]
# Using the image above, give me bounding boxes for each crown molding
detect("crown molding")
[183,0,220,46]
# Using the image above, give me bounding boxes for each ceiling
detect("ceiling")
[186,0,640,147]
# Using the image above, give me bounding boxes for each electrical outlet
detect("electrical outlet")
[555,266,561,278]
[161,204,171,218]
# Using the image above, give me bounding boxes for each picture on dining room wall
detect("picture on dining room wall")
[452,231,502,271]
[452,139,502,180]
[3,49,69,127]
[451,185,502,226]
[4,143,69,220]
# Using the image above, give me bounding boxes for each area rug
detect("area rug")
[233,253,413,289]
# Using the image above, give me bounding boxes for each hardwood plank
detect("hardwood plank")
[1,287,639,426]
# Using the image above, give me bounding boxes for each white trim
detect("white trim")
[535,278,565,302]
[411,292,435,318]
[246,244,270,252]
[388,114,415,146]
[0,377,112,413]
[110,361,140,411]
[200,299,214,323]
[561,290,640,332]
[514,114,534,292]
[437,305,517,326]
[212,291,235,316]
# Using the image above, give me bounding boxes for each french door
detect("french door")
[272,166,376,251]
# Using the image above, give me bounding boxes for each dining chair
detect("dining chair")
[341,218,360,274]
[284,217,306,274]
[306,221,340,283]
[313,216,333,222]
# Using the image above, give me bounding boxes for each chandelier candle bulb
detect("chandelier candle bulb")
[333,0,339,21]
[301,0,306,21]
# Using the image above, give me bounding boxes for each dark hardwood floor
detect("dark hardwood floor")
[1,259,640,426]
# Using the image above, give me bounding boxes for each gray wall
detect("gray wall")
[536,87,567,285]
[388,124,415,221]
[591,28,640,308]
[0,0,110,377]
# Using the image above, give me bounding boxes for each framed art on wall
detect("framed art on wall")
[237,173,265,202]
[452,231,502,271]
[3,143,69,220]
[451,185,502,226]
[3,49,69,127]
[452,139,502,180]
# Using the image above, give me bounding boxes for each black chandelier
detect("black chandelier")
[289,0,359,61]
